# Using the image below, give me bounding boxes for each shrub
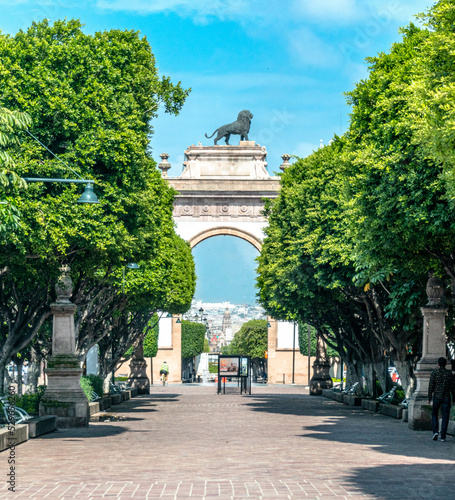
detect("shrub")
[16,394,39,414]
[80,377,92,401]
[80,374,104,401]
[14,385,47,414]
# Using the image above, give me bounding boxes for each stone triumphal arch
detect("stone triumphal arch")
[159,141,279,250]
[148,141,317,386]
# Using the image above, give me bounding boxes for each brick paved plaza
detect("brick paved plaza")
[1,384,454,499]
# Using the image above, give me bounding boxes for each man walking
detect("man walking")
[428,357,455,441]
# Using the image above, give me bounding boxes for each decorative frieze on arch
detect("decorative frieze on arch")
[188,226,262,251]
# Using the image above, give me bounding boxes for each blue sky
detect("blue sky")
[1,0,434,304]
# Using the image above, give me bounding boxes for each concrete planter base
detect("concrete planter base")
[89,402,100,416]
[362,399,379,412]
[343,394,362,406]
[0,424,28,452]
[379,403,403,419]
[27,416,57,438]
[111,394,122,405]
[332,392,344,403]
[321,389,333,398]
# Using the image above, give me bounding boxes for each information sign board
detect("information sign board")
[219,356,239,377]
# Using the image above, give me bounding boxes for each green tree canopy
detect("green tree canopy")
[181,320,205,359]
[0,19,195,386]
[257,1,455,395]
[226,319,267,359]
[0,106,31,234]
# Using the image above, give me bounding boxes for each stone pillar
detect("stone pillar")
[127,341,150,394]
[39,266,89,428]
[409,275,447,430]
[310,334,333,395]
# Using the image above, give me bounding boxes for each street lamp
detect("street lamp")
[23,129,100,203]
[22,177,99,203]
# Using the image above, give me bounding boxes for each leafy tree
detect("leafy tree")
[0,107,31,234]
[143,314,159,358]
[298,325,318,357]
[411,0,455,202]
[123,313,159,359]
[226,319,267,359]
[0,19,194,389]
[257,138,424,394]
[181,320,205,359]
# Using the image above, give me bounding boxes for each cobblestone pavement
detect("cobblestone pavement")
[1,384,455,499]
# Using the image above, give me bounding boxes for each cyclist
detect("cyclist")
[160,361,170,384]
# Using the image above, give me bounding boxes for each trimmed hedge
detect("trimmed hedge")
[80,374,104,400]
[181,320,205,359]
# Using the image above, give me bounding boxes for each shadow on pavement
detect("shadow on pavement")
[39,423,130,439]
[347,463,455,499]
[37,394,182,439]
[244,394,455,462]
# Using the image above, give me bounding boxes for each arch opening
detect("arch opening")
[188,226,262,251]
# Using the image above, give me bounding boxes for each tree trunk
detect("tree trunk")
[363,363,375,397]
[103,371,113,394]
[345,361,362,391]
[0,363,6,395]
[28,347,42,393]
[15,358,24,397]
[394,358,414,397]
[373,361,388,394]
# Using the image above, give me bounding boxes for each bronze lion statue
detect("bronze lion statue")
[205,110,253,145]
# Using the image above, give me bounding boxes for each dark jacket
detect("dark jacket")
[428,367,455,401]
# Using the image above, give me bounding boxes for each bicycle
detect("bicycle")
[161,372,167,386]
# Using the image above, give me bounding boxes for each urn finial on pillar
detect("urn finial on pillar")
[158,153,171,178]
[426,272,445,306]
[55,265,73,303]
[279,154,291,172]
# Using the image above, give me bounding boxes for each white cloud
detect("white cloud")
[96,0,264,22]
[287,27,340,68]
[291,0,364,24]
[291,0,430,26]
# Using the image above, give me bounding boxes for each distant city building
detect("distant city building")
[187,300,266,353]
[222,307,233,342]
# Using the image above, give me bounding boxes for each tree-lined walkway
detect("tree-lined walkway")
[1,385,454,499]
